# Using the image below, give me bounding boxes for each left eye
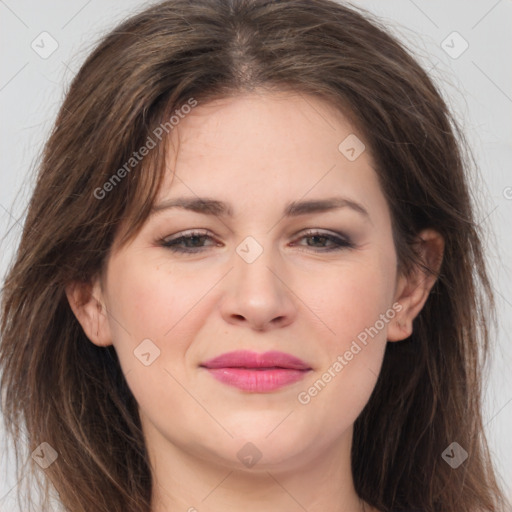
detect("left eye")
[292,230,354,252]
[159,229,354,254]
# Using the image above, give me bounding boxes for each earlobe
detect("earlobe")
[387,312,413,342]
[387,228,444,342]
[65,278,113,347]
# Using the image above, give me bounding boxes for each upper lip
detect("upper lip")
[200,350,312,370]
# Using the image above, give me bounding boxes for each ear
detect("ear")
[65,275,113,347]
[387,228,444,342]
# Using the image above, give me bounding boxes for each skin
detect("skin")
[67,90,444,512]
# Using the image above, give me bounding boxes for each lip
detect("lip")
[200,350,312,392]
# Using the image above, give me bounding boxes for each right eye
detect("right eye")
[158,230,221,254]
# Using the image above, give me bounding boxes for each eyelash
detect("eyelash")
[158,229,354,254]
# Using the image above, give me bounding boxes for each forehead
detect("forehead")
[150,91,390,228]
[158,91,381,207]
[168,90,360,165]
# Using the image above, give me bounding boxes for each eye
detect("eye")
[158,229,354,254]
[291,229,354,252]
[159,230,219,253]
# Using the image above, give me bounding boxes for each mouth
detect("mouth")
[199,350,312,392]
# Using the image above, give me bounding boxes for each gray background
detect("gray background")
[1,0,511,509]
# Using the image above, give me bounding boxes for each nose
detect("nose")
[219,241,297,332]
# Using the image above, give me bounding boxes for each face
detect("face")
[72,90,423,474]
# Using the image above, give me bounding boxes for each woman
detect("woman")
[0,0,509,511]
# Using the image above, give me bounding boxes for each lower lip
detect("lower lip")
[204,367,310,392]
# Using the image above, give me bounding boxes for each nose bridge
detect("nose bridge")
[233,234,282,298]
[219,234,296,330]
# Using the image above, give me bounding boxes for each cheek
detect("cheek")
[309,259,395,349]
[297,264,389,436]
[103,256,212,418]
[105,254,206,342]
[297,254,396,411]
[104,254,210,362]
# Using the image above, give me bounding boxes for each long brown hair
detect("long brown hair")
[1,1,508,511]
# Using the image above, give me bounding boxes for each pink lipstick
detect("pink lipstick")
[200,350,312,392]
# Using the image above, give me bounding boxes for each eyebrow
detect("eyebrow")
[150,196,370,220]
